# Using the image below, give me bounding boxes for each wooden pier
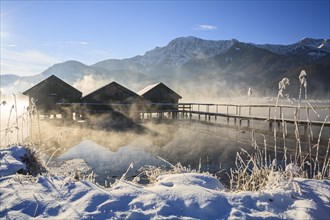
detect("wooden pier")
[56,102,330,130]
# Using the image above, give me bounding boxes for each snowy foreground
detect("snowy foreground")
[1,146,330,219]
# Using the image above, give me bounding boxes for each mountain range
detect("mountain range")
[1,36,329,101]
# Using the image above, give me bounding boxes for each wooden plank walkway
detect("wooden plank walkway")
[176,103,330,127]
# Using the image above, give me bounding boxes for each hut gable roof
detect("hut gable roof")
[23,75,82,96]
[137,82,182,99]
[81,81,141,103]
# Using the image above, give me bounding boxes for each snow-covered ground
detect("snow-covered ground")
[1,145,330,219]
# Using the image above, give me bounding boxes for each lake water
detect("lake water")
[50,118,329,187]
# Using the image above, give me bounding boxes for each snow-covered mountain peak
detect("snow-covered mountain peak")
[137,36,236,66]
[254,38,330,55]
[299,37,312,43]
[298,37,329,49]
[134,36,329,68]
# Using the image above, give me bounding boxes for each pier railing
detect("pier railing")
[177,103,330,127]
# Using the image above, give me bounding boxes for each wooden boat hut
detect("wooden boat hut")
[137,82,182,111]
[23,75,82,116]
[80,81,143,113]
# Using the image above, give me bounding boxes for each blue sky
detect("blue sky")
[1,0,329,76]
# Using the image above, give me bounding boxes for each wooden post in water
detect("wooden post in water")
[307,108,310,118]
[215,105,218,122]
[248,106,251,127]
[234,106,237,125]
[304,125,307,137]
[269,105,274,131]
[239,105,241,126]
[269,121,273,132]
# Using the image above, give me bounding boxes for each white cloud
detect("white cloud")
[0,48,59,76]
[194,24,218,31]
[65,41,89,45]
[41,41,90,48]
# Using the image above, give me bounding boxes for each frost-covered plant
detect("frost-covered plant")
[133,163,194,184]
[313,116,330,179]
[16,145,47,176]
[278,77,290,98]
[230,70,330,192]
[295,70,329,178]
[321,140,330,180]
[273,77,292,165]
[247,88,252,97]
[1,105,31,148]
[132,158,212,184]
[229,147,304,192]
[120,162,134,182]
[299,70,307,100]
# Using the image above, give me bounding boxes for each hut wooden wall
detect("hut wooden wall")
[23,75,82,113]
[139,83,182,111]
[81,83,141,104]
[80,82,143,113]
[142,87,180,104]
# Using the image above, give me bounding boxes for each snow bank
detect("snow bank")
[1,146,330,219]
[156,173,225,190]
[0,146,27,176]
